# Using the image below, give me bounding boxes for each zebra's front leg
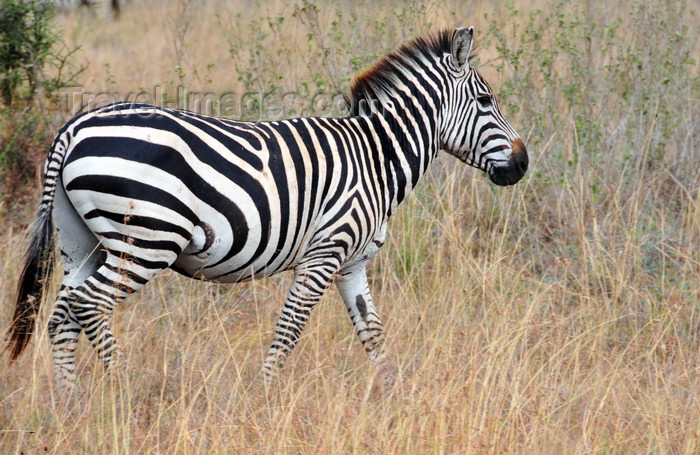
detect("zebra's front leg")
[263,262,338,384]
[335,262,397,389]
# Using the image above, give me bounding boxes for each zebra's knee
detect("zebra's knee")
[48,299,73,341]
[70,302,99,326]
[48,312,64,340]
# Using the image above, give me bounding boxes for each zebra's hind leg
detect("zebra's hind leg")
[50,251,170,390]
[68,252,165,372]
[49,286,85,392]
[49,183,102,391]
[335,262,397,390]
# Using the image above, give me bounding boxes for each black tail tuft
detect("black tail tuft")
[6,209,55,361]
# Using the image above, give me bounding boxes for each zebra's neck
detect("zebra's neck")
[366,89,442,217]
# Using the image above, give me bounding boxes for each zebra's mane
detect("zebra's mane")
[347,29,473,116]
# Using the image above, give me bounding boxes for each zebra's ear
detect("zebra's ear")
[451,26,474,68]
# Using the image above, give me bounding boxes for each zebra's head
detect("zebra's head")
[440,27,528,186]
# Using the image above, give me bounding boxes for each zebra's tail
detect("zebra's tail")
[6,135,66,360]
[7,209,55,360]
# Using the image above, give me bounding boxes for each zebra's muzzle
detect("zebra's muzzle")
[488,138,528,186]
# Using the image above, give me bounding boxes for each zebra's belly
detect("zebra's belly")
[171,249,295,283]
[170,217,305,283]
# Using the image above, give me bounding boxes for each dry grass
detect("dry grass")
[1,0,698,453]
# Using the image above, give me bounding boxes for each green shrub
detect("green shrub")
[0,0,83,191]
[0,0,57,106]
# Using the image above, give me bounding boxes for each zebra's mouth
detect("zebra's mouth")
[488,139,528,186]
[489,165,524,186]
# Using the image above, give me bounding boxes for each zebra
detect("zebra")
[6,27,528,391]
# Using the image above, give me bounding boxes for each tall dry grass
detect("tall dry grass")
[1,0,698,453]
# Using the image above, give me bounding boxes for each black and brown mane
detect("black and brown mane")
[347,29,476,116]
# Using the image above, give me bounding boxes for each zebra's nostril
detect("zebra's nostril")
[518,155,528,172]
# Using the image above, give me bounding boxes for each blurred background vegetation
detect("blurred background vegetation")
[0,0,697,453]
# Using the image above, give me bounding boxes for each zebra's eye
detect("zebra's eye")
[477,95,492,107]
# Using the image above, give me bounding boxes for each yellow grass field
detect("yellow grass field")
[1,0,698,453]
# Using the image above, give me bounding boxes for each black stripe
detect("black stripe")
[96,231,182,253]
[66,174,199,226]
[84,209,192,241]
